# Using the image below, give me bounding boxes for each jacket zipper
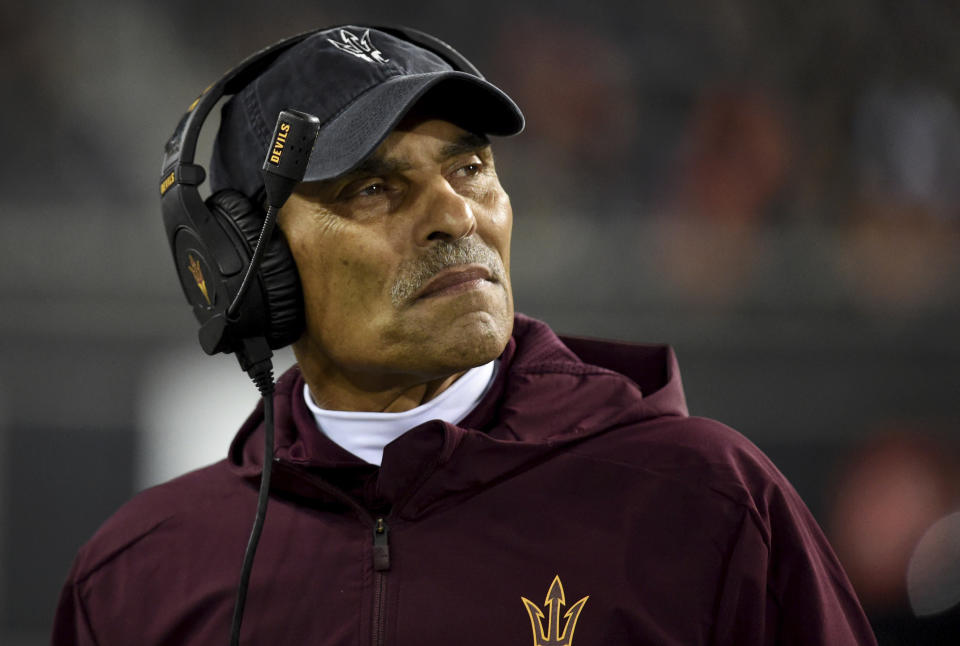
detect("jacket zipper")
[372,517,390,646]
[271,461,393,645]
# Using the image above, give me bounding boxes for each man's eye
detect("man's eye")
[361,183,383,196]
[453,162,482,177]
[350,182,386,198]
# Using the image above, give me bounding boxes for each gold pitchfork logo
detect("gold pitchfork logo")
[187,254,211,305]
[521,575,589,646]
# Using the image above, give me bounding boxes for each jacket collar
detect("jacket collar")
[228,314,688,517]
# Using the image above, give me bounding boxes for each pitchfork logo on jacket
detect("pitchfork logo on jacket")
[327,29,389,65]
[522,575,589,646]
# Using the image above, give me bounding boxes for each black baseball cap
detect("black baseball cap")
[209,25,525,197]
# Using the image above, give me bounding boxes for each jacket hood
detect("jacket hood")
[228,314,688,516]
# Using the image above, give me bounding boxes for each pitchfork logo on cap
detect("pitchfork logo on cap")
[327,29,390,65]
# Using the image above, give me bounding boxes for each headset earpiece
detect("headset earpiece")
[205,189,303,349]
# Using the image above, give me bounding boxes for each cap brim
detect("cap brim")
[300,71,524,182]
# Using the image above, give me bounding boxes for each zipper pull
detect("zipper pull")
[373,517,391,572]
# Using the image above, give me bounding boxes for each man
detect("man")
[53,25,877,645]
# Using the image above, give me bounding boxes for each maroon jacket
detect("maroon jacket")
[52,314,877,645]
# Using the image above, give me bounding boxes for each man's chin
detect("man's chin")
[400,303,513,371]
[448,308,514,364]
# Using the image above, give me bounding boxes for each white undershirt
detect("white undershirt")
[302,361,497,466]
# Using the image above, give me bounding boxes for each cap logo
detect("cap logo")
[327,29,389,65]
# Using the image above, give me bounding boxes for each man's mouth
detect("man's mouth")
[413,264,494,300]
[390,238,505,306]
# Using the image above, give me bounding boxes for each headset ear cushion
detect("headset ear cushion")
[206,189,304,348]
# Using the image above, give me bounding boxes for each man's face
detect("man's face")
[278,119,514,391]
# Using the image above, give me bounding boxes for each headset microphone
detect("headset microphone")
[261,109,322,207]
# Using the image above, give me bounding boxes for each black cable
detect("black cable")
[224,109,319,644]
[226,204,279,321]
[229,366,275,646]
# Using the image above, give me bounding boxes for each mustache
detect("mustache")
[390,237,506,306]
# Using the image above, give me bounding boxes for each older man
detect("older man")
[53,25,877,645]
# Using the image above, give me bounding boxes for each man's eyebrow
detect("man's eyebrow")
[338,132,491,183]
[349,155,414,179]
[437,132,490,162]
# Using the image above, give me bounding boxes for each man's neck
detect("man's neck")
[295,347,466,412]
[368,372,466,413]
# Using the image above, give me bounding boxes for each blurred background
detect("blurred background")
[2,0,959,643]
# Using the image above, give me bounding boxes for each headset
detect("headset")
[159,25,483,366]
[158,24,484,646]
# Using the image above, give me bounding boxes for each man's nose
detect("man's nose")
[412,179,478,245]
